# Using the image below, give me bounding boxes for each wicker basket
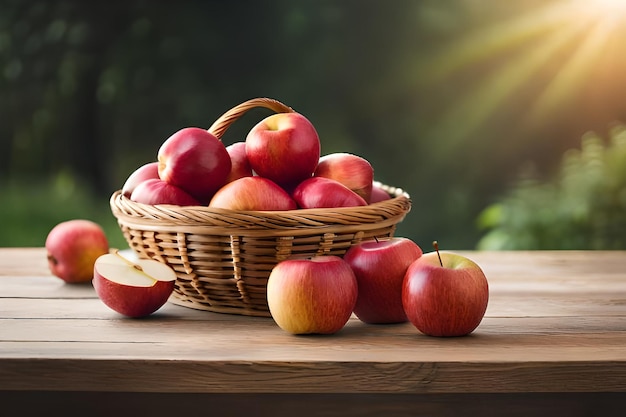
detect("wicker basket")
[110,98,412,317]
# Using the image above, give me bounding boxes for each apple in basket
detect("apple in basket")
[45,219,110,284]
[225,141,253,183]
[267,256,358,335]
[130,178,202,206]
[291,177,367,209]
[370,182,392,203]
[245,112,321,192]
[158,127,232,204]
[209,176,297,211]
[344,237,423,324]
[314,152,374,203]
[93,250,177,318]
[402,242,489,337]
[121,162,160,198]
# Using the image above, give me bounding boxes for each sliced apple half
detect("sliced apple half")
[93,250,177,318]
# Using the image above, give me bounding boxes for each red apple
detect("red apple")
[343,237,423,324]
[370,182,392,203]
[225,141,253,183]
[245,112,320,191]
[121,162,160,198]
[158,127,231,203]
[314,152,374,202]
[402,243,489,337]
[93,250,177,318]
[266,256,358,335]
[45,219,109,284]
[130,178,201,206]
[292,177,367,209]
[208,176,297,211]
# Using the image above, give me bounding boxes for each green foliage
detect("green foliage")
[477,124,626,250]
[0,173,127,248]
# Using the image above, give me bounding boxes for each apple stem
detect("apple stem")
[433,241,443,267]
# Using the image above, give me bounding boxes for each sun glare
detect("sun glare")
[420,0,626,155]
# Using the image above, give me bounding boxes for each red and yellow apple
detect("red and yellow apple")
[245,112,320,191]
[130,178,201,206]
[314,152,374,202]
[45,219,109,284]
[158,127,231,203]
[93,250,177,318]
[402,243,489,337]
[208,176,297,211]
[291,177,367,209]
[344,237,422,324]
[266,256,358,335]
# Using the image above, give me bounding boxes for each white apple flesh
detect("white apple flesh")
[93,251,177,318]
[402,251,489,337]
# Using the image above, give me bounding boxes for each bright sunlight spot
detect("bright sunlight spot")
[420,0,626,154]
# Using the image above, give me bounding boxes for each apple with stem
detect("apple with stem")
[158,127,231,204]
[45,219,110,284]
[208,176,297,211]
[402,241,489,337]
[246,112,320,192]
[314,152,374,203]
[266,256,358,335]
[343,237,422,324]
[93,250,177,318]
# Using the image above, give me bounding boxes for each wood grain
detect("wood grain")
[1,248,625,396]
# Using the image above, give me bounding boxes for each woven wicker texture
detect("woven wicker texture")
[110,98,412,317]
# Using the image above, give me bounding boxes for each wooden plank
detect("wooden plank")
[0,248,49,277]
[1,356,625,393]
[3,284,625,318]
[1,249,625,396]
[1,317,625,360]
[2,391,625,417]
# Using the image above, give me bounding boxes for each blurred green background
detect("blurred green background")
[1,0,625,250]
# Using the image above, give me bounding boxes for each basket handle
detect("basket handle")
[208,97,295,139]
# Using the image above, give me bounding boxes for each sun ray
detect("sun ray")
[426,19,589,159]
[419,0,626,162]
[421,0,588,84]
[527,13,623,124]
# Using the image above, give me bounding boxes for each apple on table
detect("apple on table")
[266,256,358,335]
[402,242,489,337]
[93,250,177,318]
[343,237,422,324]
[45,219,110,284]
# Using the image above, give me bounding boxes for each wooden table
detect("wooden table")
[1,248,625,416]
